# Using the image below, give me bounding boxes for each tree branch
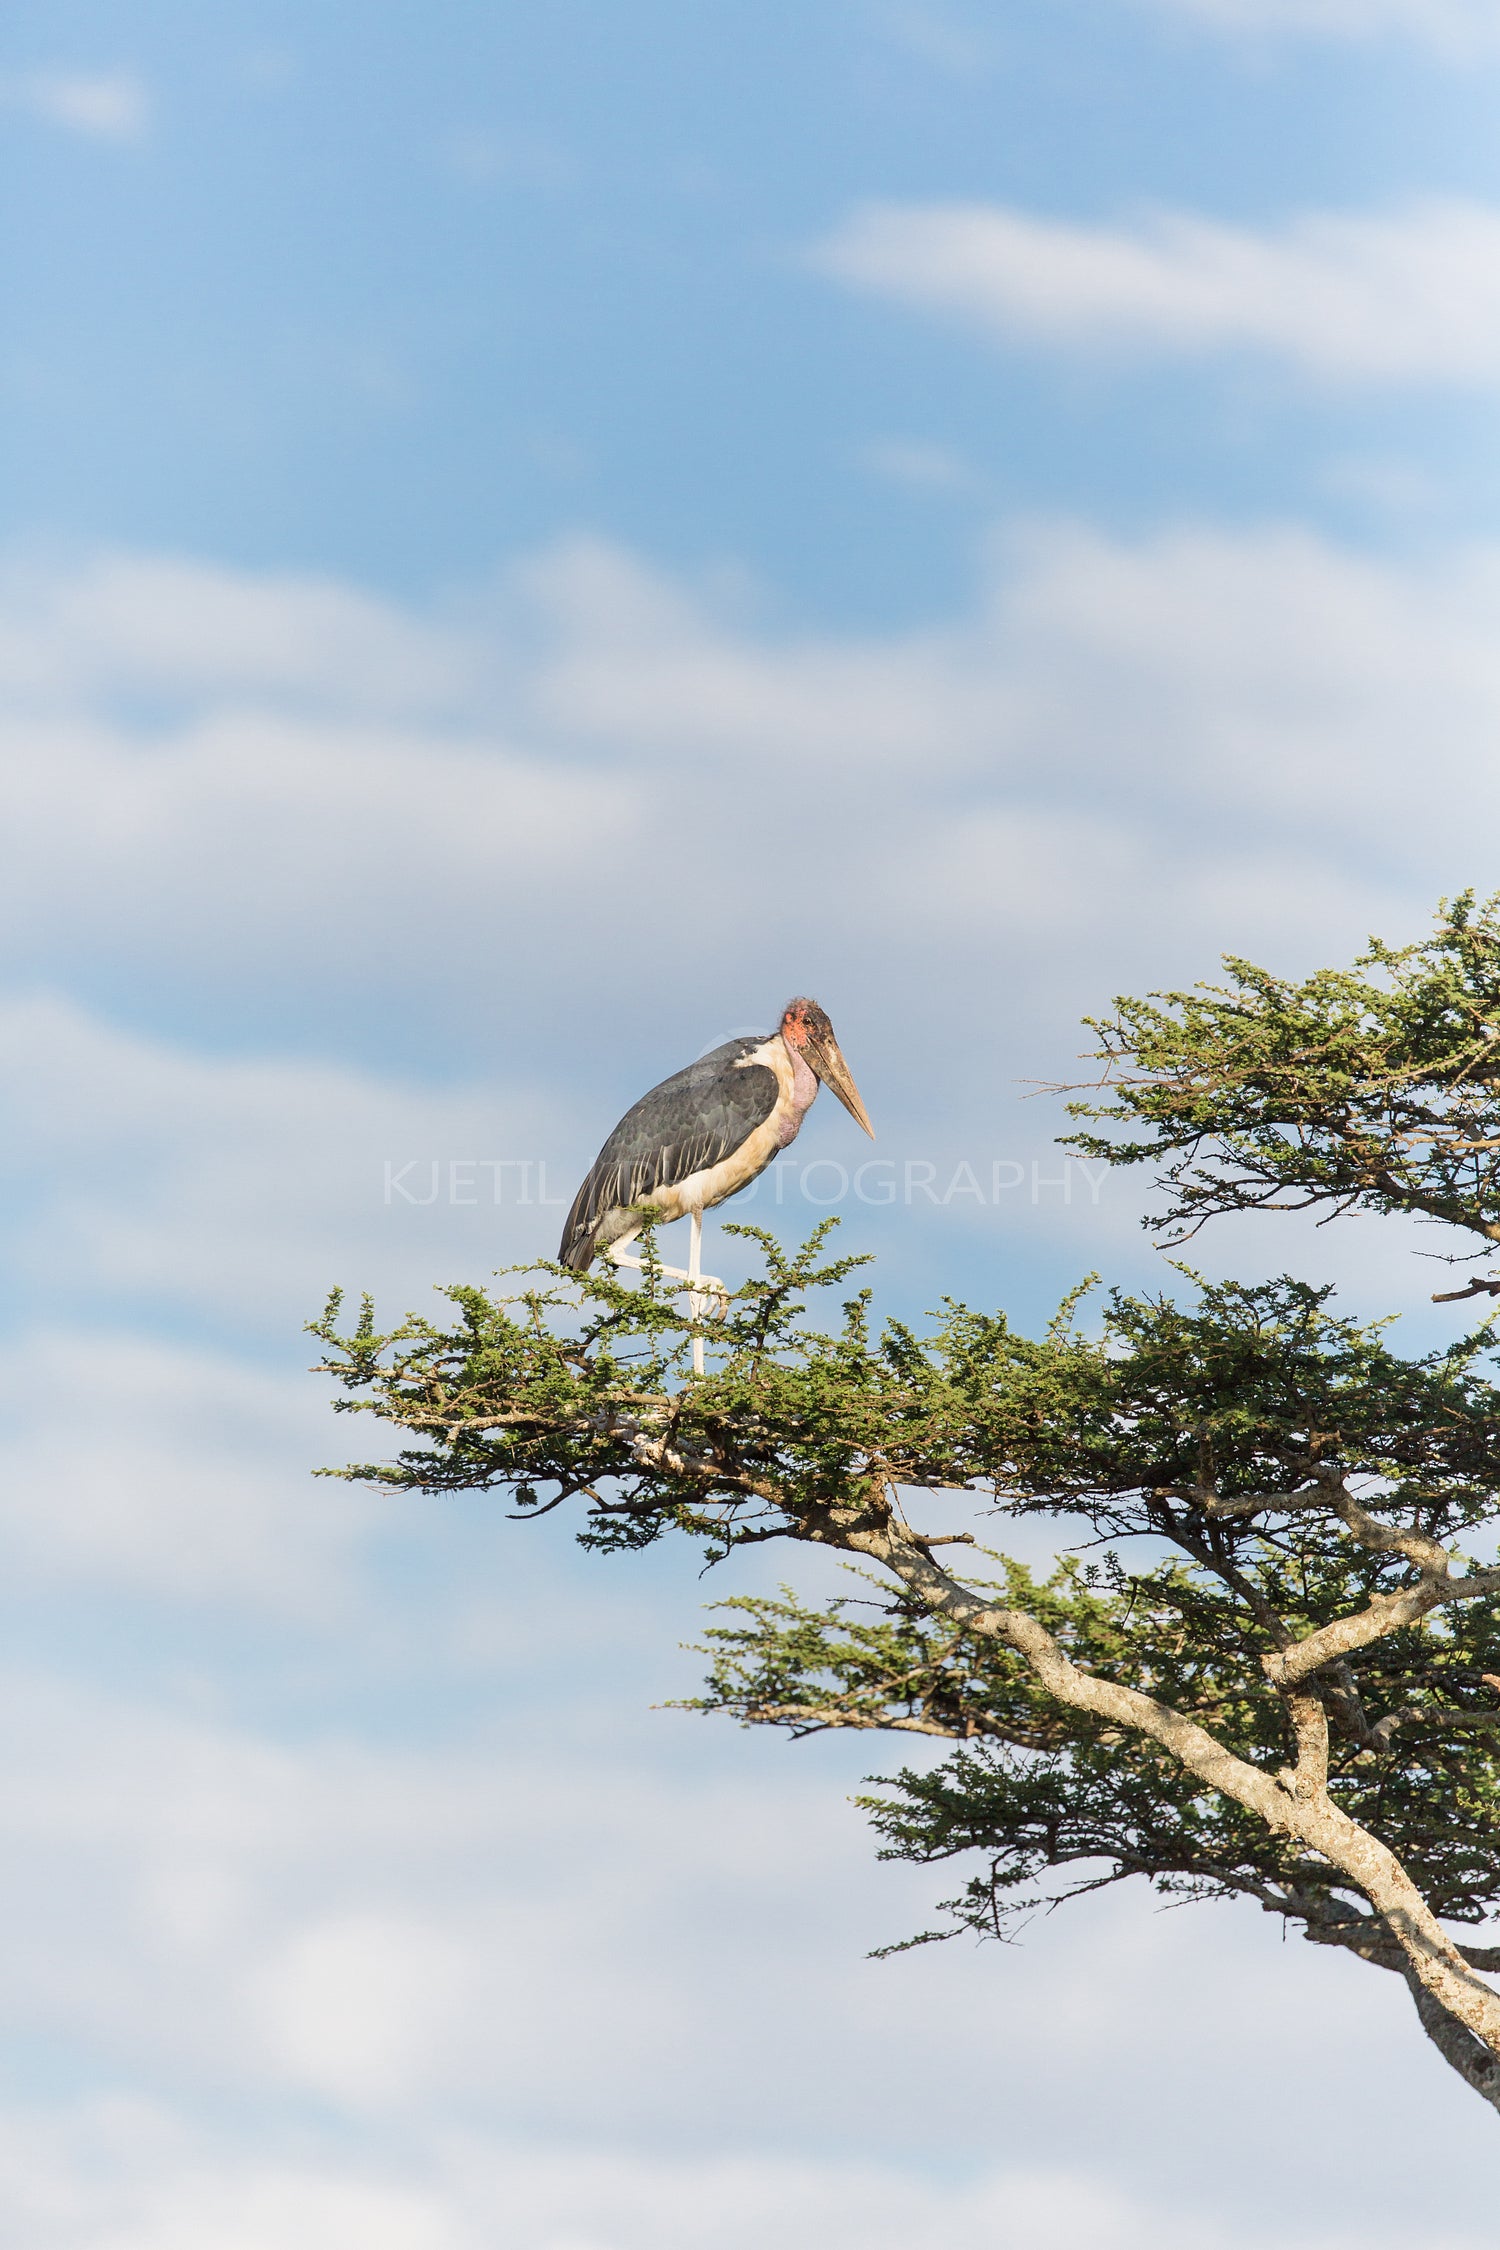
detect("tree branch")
[1399,1960,1500,2114]
[825,1516,1500,2072]
[1265,1559,1500,1690]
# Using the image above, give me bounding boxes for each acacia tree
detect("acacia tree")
[313,895,1500,2114]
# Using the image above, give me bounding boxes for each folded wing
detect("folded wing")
[558,1038,780,1270]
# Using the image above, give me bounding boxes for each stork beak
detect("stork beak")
[806,1026,875,1138]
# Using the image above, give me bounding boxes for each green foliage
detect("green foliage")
[314,1229,1500,1957]
[312,1221,889,1557]
[314,1241,1500,1564]
[1063,890,1500,1252]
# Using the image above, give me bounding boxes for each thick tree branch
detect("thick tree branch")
[1265,1570,1500,1688]
[820,1514,1500,2071]
[1399,1963,1500,2113]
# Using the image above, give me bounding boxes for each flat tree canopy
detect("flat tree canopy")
[313,895,1500,2116]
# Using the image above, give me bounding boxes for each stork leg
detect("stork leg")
[606,1228,728,1340]
[687,1208,704,1377]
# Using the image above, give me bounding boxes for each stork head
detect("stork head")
[779,998,874,1138]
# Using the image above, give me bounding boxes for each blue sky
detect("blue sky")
[4,2,1500,2244]
[14,0,1500,622]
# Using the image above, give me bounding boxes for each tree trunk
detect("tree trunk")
[825,1512,1500,2101]
[1401,1963,1500,2114]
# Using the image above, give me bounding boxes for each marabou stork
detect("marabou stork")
[559,999,873,1365]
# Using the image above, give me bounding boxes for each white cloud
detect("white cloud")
[251,1913,473,2106]
[862,437,977,491]
[1129,0,1500,49]
[0,526,1492,1152]
[0,1327,384,1611]
[388,520,1500,995]
[814,196,1500,383]
[0,2102,1480,2250]
[0,523,1491,1357]
[2,2106,1487,2250]
[440,126,576,190]
[0,550,486,716]
[0,991,574,1328]
[867,2,1003,73]
[0,1659,1485,2234]
[2,71,150,142]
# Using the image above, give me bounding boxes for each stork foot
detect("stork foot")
[607,1249,729,1320]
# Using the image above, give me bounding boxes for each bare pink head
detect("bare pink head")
[778,998,874,1138]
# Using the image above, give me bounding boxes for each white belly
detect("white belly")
[640,1108,788,1225]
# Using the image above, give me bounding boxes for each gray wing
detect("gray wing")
[559,1038,779,1269]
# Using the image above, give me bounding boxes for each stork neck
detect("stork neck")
[775,1035,819,1146]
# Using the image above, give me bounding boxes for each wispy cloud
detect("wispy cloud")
[1126,0,1500,52]
[439,125,576,190]
[0,2096,1456,2250]
[0,528,1489,1131]
[0,1660,1464,2244]
[867,1,1003,73]
[1,69,151,142]
[0,1325,381,1612]
[862,438,977,492]
[814,196,1500,384]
